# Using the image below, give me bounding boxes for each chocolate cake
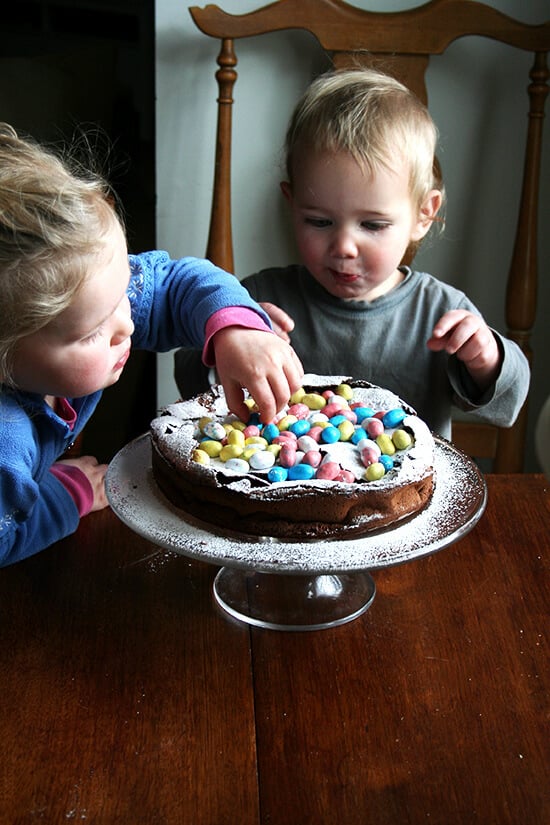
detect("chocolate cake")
[150,375,434,541]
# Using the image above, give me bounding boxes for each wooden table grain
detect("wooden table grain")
[0,475,548,824]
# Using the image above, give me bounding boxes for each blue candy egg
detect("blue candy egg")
[353,406,375,423]
[382,408,407,429]
[262,422,280,443]
[321,425,341,444]
[288,463,316,481]
[351,426,368,444]
[267,466,288,483]
[379,454,394,472]
[289,419,311,437]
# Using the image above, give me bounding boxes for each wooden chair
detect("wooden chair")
[188,0,550,472]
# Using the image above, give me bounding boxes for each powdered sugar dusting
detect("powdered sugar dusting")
[150,375,432,492]
[106,435,486,574]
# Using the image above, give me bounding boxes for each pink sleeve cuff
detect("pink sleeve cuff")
[50,463,95,517]
[202,307,273,366]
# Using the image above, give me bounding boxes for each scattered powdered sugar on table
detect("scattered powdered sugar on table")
[106,434,486,574]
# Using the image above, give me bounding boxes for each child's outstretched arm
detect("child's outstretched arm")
[211,326,303,423]
[427,309,501,392]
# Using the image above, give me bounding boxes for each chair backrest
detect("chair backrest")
[189,0,550,472]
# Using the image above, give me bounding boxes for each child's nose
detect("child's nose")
[112,300,134,344]
[330,229,358,258]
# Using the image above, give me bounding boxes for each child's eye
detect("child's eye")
[83,328,103,344]
[305,217,331,228]
[362,221,391,232]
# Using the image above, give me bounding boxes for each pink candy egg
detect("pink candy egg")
[279,443,298,468]
[315,461,341,480]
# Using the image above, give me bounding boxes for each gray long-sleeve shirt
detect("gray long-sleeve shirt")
[175,265,529,439]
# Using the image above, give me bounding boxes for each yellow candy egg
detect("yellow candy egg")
[227,428,245,447]
[289,387,306,404]
[302,392,327,410]
[392,429,413,450]
[365,462,385,481]
[220,443,244,461]
[376,434,396,456]
[277,414,298,431]
[245,436,268,448]
[338,420,355,442]
[192,448,210,465]
[199,439,223,458]
[336,383,354,401]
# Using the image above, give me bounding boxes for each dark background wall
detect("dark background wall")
[2,0,157,462]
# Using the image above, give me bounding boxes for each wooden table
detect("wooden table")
[1,474,548,824]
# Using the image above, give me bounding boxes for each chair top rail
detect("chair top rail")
[190,0,550,54]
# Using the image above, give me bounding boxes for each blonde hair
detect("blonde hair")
[0,123,123,385]
[284,68,444,214]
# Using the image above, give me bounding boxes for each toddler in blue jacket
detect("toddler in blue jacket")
[0,123,303,566]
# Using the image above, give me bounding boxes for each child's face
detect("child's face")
[12,219,134,399]
[281,148,438,302]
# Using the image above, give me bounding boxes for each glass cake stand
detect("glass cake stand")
[105,434,486,631]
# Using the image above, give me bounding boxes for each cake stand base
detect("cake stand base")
[213,568,376,631]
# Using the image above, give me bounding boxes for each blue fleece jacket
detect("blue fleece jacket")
[0,251,270,567]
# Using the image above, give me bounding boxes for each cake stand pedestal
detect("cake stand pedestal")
[213,569,376,630]
[106,435,486,631]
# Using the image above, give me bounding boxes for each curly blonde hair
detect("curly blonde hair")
[0,123,123,385]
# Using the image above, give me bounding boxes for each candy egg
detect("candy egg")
[365,462,386,481]
[351,406,375,423]
[279,444,298,468]
[277,414,298,431]
[245,436,268,448]
[302,450,322,468]
[364,417,384,438]
[307,425,324,442]
[220,443,244,461]
[321,425,341,444]
[335,469,355,483]
[361,445,380,466]
[336,383,354,401]
[289,419,311,437]
[227,428,245,447]
[249,451,276,470]
[351,427,368,445]
[243,424,261,438]
[268,466,288,483]
[383,408,407,429]
[392,428,413,450]
[288,403,310,420]
[297,435,319,453]
[261,423,280,443]
[376,434,396,456]
[288,464,316,481]
[315,461,341,480]
[224,458,250,474]
[338,420,355,442]
[302,392,326,410]
[192,448,210,465]
[202,420,227,440]
[379,454,394,472]
[289,387,306,405]
[323,401,348,418]
[199,439,223,458]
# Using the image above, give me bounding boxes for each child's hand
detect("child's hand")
[427,309,501,391]
[259,301,295,342]
[212,326,304,423]
[58,456,109,512]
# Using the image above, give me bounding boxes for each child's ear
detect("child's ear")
[411,189,443,241]
[280,180,292,203]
